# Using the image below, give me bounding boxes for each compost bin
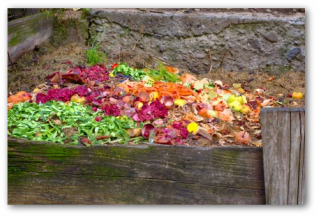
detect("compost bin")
[7,8,305,205]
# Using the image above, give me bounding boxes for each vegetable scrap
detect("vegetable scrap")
[8,91,31,110]
[7,62,304,147]
[292,92,303,99]
[8,101,136,145]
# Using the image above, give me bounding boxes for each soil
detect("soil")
[8,42,88,94]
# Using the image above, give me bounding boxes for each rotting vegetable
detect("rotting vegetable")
[8,61,300,147]
[8,101,138,145]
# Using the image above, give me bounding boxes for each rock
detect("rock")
[266,61,272,66]
[89,10,98,16]
[286,47,301,61]
[248,39,262,50]
[294,41,300,46]
[293,32,303,40]
[296,50,305,61]
[87,9,305,73]
[93,19,102,25]
[175,32,181,38]
[96,26,103,32]
[191,53,206,59]
[264,31,278,42]
[154,34,163,39]
[249,69,255,74]
[159,44,165,52]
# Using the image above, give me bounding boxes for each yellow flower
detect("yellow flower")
[187,122,198,134]
[109,73,115,77]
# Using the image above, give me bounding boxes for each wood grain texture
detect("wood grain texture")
[298,110,305,205]
[8,12,53,64]
[260,108,305,205]
[8,137,265,205]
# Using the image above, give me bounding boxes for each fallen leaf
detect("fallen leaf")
[197,127,213,140]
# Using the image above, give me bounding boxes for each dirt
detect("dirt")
[8,42,88,94]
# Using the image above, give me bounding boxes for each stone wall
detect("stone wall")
[88,9,305,74]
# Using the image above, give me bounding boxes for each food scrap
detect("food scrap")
[7,62,304,147]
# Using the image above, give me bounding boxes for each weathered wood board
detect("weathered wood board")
[8,137,265,204]
[8,12,53,64]
[260,108,305,205]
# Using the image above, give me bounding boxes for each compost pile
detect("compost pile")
[7,62,304,147]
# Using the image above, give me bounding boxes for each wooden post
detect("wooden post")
[260,108,305,205]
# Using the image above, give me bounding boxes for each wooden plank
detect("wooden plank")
[8,137,265,205]
[289,109,301,204]
[260,108,305,205]
[261,108,290,204]
[8,12,53,64]
[298,110,305,204]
